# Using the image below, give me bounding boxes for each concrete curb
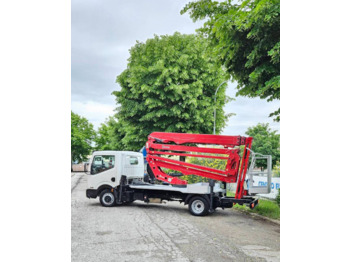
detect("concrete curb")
[233,208,280,225]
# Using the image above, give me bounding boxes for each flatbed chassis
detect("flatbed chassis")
[94,176,259,216]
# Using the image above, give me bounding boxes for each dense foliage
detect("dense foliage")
[182,0,280,121]
[95,117,115,150]
[272,160,280,177]
[245,123,280,168]
[182,154,227,183]
[95,117,126,151]
[71,111,96,163]
[113,32,230,151]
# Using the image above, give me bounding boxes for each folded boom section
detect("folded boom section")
[146,132,253,199]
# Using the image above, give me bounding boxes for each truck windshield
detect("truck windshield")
[91,155,115,175]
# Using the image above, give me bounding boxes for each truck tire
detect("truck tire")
[99,189,116,207]
[188,196,209,216]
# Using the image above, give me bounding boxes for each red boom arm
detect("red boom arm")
[146,132,253,199]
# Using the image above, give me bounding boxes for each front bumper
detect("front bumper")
[86,189,98,199]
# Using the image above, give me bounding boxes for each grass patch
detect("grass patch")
[226,191,235,197]
[227,191,280,220]
[249,199,280,220]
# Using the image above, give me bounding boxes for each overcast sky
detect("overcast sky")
[71,0,280,135]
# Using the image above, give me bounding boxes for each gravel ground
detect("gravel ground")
[72,173,280,262]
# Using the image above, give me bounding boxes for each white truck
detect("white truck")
[86,151,232,216]
[86,133,272,217]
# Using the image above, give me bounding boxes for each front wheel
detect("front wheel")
[99,189,116,207]
[188,196,209,216]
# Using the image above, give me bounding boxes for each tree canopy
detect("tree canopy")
[71,111,96,163]
[182,0,280,121]
[95,117,114,151]
[95,117,125,151]
[245,123,280,168]
[113,32,230,151]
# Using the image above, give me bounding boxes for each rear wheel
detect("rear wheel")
[99,189,116,207]
[188,196,209,216]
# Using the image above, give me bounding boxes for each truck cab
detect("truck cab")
[86,151,144,199]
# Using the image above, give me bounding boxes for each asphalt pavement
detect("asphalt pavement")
[71,173,280,262]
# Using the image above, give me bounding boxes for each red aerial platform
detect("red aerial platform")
[146,132,253,199]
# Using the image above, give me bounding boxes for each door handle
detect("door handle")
[111,177,115,182]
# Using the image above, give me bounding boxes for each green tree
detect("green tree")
[245,123,280,168]
[182,0,280,121]
[71,111,96,163]
[113,32,230,151]
[95,117,126,151]
[95,120,111,150]
[272,160,280,177]
[183,154,227,183]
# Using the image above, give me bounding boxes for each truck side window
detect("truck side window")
[91,155,115,175]
[129,156,138,165]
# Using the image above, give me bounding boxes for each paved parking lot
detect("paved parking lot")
[72,173,280,262]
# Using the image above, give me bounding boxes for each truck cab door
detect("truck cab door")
[87,154,117,189]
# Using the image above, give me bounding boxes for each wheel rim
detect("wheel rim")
[102,193,114,205]
[191,199,205,214]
